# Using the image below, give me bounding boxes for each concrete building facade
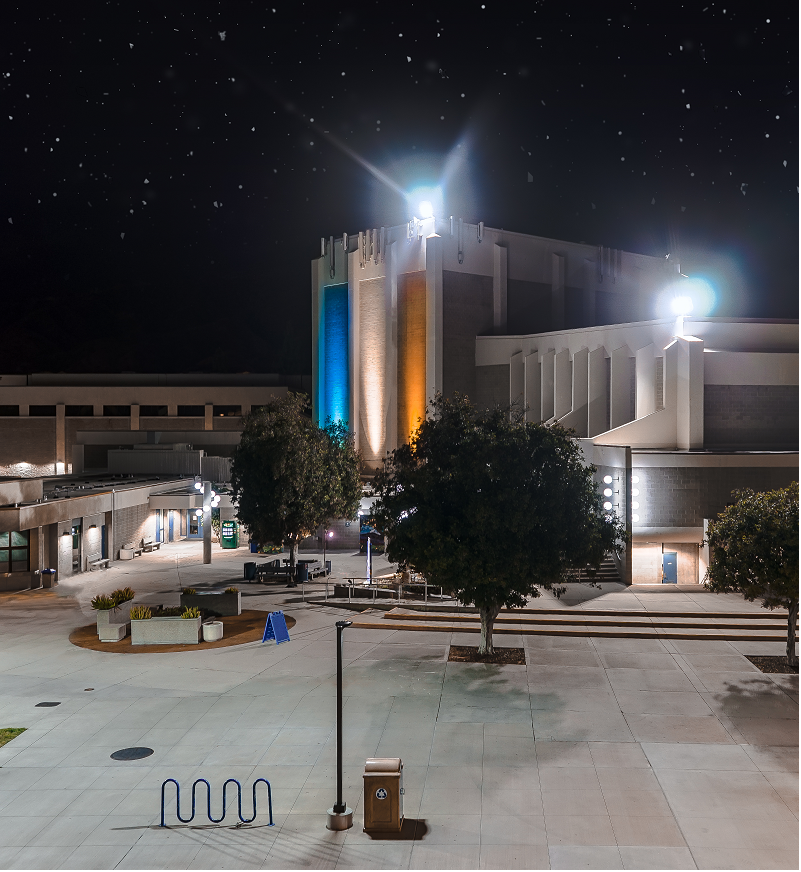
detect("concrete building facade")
[312,218,799,585]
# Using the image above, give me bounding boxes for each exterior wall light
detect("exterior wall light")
[603,501,613,511]
[632,514,640,523]
[603,488,613,497]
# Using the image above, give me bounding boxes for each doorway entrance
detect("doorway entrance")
[187,510,204,539]
[662,551,678,584]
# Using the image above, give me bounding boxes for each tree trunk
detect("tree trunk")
[787,600,798,671]
[477,604,501,655]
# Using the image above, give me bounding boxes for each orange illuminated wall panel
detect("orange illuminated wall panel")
[397,271,427,443]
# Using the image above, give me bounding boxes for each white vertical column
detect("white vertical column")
[610,344,633,429]
[571,346,589,433]
[349,254,359,448]
[385,241,398,455]
[635,343,656,419]
[510,351,524,412]
[425,234,443,402]
[582,258,596,327]
[540,349,555,421]
[587,347,608,437]
[554,349,572,419]
[524,353,541,423]
[551,254,565,331]
[677,335,704,449]
[493,244,508,334]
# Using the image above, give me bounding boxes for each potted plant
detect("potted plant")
[180,585,241,617]
[131,605,201,645]
[92,587,136,642]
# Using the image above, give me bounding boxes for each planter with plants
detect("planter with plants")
[179,586,241,617]
[92,587,136,642]
[131,605,202,645]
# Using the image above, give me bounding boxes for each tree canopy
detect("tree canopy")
[231,393,361,580]
[372,394,626,653]
[705,482,799,670]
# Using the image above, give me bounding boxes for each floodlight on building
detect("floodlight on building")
[418,200,434,219]
[671,295,694,316]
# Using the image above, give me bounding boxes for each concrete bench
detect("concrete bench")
[120,542,143,560]
[142,538,161,552]
[89,558,110,571]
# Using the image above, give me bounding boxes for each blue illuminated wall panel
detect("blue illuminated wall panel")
[319,284,350,427]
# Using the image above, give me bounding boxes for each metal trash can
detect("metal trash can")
[244,562,257,581]
[40,568,57,588]
[296,563,308,583]
[363,757,403,833]
[325,560,332,575]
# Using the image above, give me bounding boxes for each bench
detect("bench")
[142,537,161,552]
[89,558,110,571]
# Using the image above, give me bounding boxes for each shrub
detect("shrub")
[90,594,116,611]
[181,587,197,595]
[224,587,238,595]
[111,587,135,605]
[130,606,152,620]
[181,606,201,619]
[160,607,183,616]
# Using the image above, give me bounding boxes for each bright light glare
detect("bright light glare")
[671,295,694,316]
[195,509,202,517]
[603,488,613,497]
[194,482,202,490]
[632,475,639,484]
[632,514,640,523]
[632,502,640,510]
[603,501,613,510]
[418,200,434,218]
[327,531,334,538]
[406,184,443,219]
[603,475,613,484]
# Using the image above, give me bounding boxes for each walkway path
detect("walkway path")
[0,542,796,869]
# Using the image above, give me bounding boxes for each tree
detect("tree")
[705,483,799,670]
[372,394,626,654]
[231,393,361,583]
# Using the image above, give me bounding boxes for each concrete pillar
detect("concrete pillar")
[635,344,656,419]
[386,242,398,454]
[204,404,213,431]
[524,353,541,423]
[540,349,555,421]
[203,481,212,564]
[493,244,508,334]
[610,344,633,430]
[56,403,65,474]
[425,234,444,401]
[510,351,524,412]
[572,347,589,418]
[587,347,608,437]
[130,404,140,431]
[551,254,565,331]
[554,349,572,419]
[677,335,704,449]
[167,403,178,416]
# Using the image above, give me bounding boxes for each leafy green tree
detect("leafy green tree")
[705,483,799,670]
[372,394,626,653]
[231,393,361,583]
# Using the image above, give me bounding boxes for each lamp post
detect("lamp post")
[323,528,333,569]
[194,481,220,565]
[327,619,353,830]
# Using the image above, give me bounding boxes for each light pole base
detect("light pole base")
[326,808,353,831]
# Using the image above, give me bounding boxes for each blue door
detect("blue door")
[155,512,162,543]
[168,511,174,542]
[662,552,678,584]
[101,525,107,559]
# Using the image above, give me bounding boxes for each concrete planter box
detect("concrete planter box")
[96,601,133,642]
[180,591,241,617]
[131,615,201,645]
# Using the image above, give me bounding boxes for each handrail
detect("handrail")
[160,777,273,827]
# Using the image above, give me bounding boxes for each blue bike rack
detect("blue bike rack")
[160,778,274,827]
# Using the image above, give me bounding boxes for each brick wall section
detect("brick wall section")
[635,466,798,527]
[0,419,56,473]
[663,542,699,584]
[704,385,798,449]
[114,504,156,558]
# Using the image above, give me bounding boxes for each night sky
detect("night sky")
[3,2,797,375]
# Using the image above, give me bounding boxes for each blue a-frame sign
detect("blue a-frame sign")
[262,611,291,644]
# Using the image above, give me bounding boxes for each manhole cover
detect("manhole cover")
[35,702,61,707]
[110,747,154,761]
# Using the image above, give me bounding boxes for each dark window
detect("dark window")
[139,405,169,417]
[29,405,57,416]
[177,405,205,416]
[66,405,94,416]
[213,405,242,417]
[0,405,19,416]
[0,530,29,573]
[103,405,131,417]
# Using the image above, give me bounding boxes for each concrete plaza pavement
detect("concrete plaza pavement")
[0,540,797,869]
